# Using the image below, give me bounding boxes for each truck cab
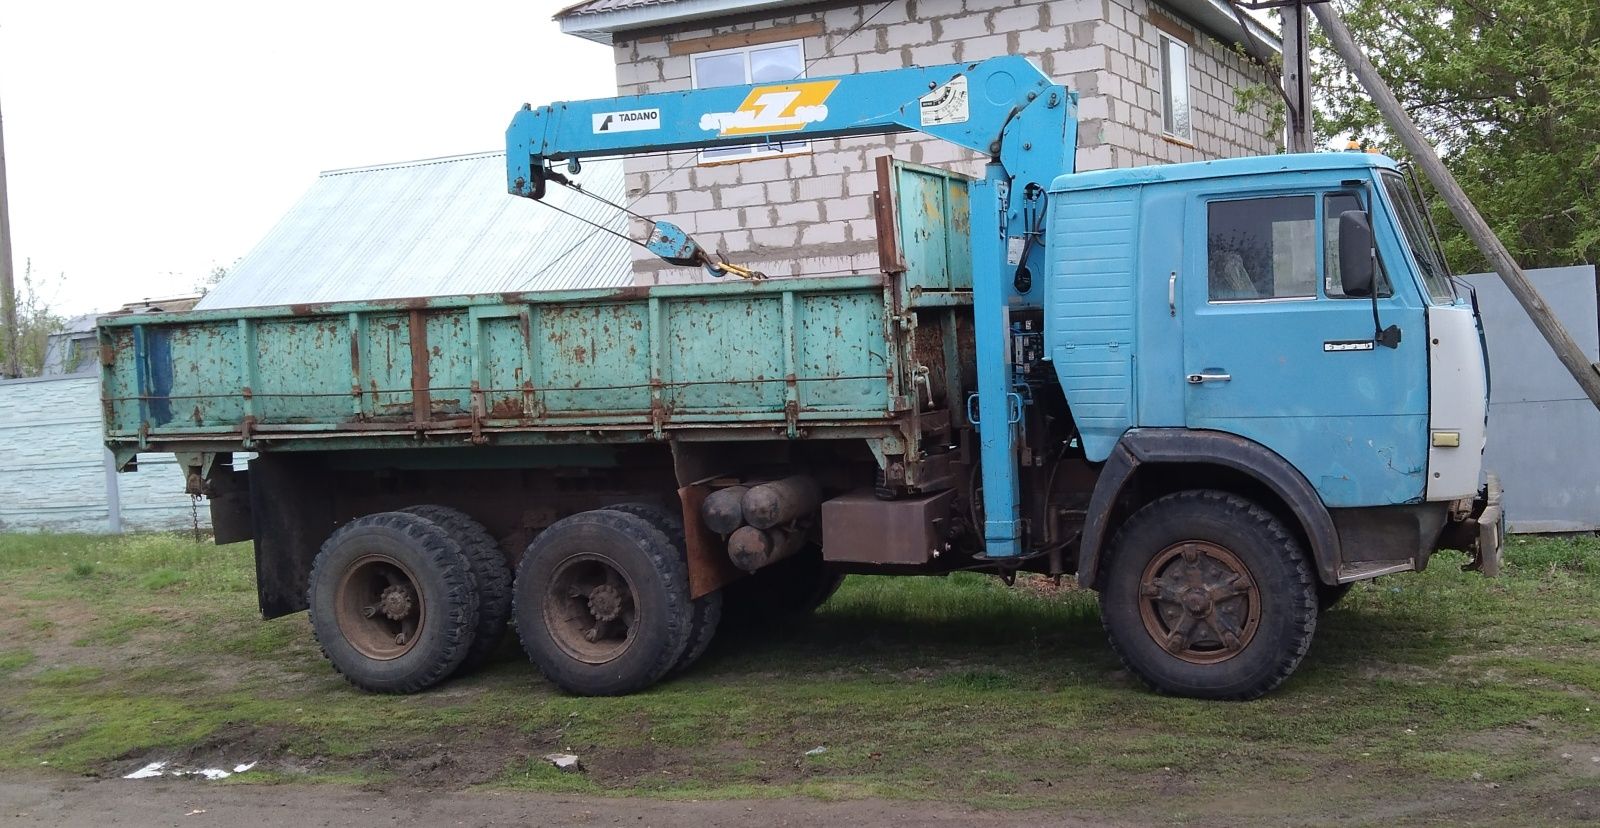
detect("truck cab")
[1047,153,1493,585]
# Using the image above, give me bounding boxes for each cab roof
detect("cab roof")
[1050,152,1399,194]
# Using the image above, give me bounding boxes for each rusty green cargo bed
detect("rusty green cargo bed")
[96,274,953,464]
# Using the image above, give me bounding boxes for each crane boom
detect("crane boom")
[505,56,1072,201]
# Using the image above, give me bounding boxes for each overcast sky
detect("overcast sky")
[0,1,616,316]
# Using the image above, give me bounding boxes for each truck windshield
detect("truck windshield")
[1380,171,1456,303]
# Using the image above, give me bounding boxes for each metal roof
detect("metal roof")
[196,152,631,310]
[557,0,1279,50]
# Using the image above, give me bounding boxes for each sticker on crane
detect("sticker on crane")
[920,76,969,127]
[592,108,661,134]
[700,80,841,136]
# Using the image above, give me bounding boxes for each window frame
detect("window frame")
[1322,190,1394,300]
[688,38,811,165]
[1205,193,1320,304]
[1205,189,1397,305]
[1158,33,1193,142]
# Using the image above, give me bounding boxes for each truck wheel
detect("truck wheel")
[1098,490,1317,701]
[604,502,723,675]
[513,509,693,696]
[400,505,512,674]
[1317,582,1354,613]
[308,512,480,694]
[722,547,843,625]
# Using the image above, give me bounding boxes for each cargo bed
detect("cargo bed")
[98,274,944,464]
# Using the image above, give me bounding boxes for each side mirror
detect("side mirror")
[1339,210,1376,298]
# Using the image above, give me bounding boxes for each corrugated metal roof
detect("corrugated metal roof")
[197,152,631,310]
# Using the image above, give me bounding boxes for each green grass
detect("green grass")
[0,531,1598,824]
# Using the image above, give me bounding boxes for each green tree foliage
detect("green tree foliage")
[0,259,67,378]
[1313,0,1600,270]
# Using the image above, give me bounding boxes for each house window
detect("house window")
[690,39,809,163]
[1159,34,1192,141]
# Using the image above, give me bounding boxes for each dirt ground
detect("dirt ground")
[0,774,1114,828]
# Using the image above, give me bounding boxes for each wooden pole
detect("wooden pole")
[1310,3,1600,410]
[1281,3,1314,153]
[0,89,19,379]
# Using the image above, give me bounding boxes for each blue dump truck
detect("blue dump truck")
[100,57,1502,700]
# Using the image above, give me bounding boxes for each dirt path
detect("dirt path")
[0,774,1121,828]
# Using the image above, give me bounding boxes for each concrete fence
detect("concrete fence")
[0,372,207,534]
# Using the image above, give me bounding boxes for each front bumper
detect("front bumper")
[1437,475,1505,577]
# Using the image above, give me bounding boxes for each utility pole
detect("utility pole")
[1310,4,1600,410]
[1277,3,1315,152]
[0,88,18,379]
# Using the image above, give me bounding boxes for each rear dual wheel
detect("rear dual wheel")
[603,502,723,675]
[308,512,480,694]
[400,505,513,673]
[514,509,695,696]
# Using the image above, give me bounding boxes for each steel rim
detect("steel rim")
[544,553,639,664]
[334,553,426,661]
[1137,541,1261,664]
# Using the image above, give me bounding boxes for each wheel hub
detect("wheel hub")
[546,554,639,664]
[333,553,427,661]
[1138,542,1261,664]
[587,584,624,622]
[378,584,415,620]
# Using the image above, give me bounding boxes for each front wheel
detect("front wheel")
[1098,490,1317,700]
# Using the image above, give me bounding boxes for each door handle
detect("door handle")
[1187,372,1231,384]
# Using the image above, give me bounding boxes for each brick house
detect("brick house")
[556,0,1282,284]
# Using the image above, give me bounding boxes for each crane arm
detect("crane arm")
[505,56,1071,203]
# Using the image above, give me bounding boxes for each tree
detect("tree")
[0,258,67,378]
[1313,0,1600,271]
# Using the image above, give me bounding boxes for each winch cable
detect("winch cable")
[517,1,895,284]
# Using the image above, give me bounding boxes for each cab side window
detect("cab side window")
[1323,192,1393,298]
[1207,196,1317,302]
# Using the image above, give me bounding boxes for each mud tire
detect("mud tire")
[604,502,723,675]
[400,505,512,674]
[308,512,479,694]
[513,509,692,696]
[1098,490,1317,700]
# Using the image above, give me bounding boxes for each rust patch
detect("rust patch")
[678,484,744,599]
[603,284,652,302]
[409,309,432,425]
[873,155,905,274]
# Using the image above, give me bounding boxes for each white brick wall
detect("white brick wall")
[0,374,215,534]
[610,0,1278,283]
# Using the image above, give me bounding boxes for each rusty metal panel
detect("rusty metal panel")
[884,159,974,300]
[101,275,909,452]
[678,484,744,599]
[820,488,957,565]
